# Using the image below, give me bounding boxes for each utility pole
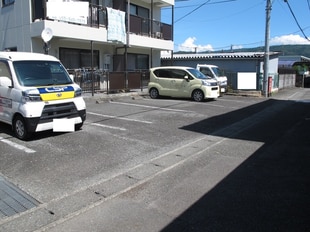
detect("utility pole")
[263,0,271,97]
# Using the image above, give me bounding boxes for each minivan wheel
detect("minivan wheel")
[192,89,204,102]
[149,88,159,99]
[13,115,31,140]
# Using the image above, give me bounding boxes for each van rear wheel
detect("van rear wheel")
[13,115,31,140]
[192,89,204,102]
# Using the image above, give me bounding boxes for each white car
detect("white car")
[196,64,228,93]
[0,52,86,140]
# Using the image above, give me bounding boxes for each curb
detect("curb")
[83,91,149,103]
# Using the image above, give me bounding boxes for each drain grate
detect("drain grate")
[0,176,40,218]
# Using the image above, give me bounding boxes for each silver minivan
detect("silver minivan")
[148,66,219,102]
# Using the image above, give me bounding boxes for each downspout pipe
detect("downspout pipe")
[171,5,174,66]
[125,0,130,89]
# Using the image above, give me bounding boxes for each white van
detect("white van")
[0,52,86,140]
[148,66,219,102]
[196,64,228,93]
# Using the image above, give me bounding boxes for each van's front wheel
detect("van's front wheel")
[13,115,31,140]
[192,89,204,102]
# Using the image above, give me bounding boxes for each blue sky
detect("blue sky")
[161,0,310,52]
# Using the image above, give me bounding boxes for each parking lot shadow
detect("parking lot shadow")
[0,122,14,138]
[162,99,310,231]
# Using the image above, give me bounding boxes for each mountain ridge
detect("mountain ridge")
[232,45,310,57]
[176,45,310,58]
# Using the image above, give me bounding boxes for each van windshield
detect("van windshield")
[211,67,223,76]
[13,61,73,87]
[187,68,212,79]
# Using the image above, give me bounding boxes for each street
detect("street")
[0,88,310,231]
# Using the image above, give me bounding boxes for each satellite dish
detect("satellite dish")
[41,28,53,43]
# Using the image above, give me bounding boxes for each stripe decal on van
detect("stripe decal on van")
[37,86,75,101]
[0,96,12,108]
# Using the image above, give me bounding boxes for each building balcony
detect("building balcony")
[31,3,172,46]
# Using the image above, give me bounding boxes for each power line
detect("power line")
[174,0,237,9]
[173,0,310,52]
[284,0,310,41]
[175,0,211,23]
[197,1,264,23]
[174,0,236,23]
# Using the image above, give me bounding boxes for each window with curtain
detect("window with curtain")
[59,48,99,70]
[2,0,14,6]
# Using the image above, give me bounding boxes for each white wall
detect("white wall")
[0,1,33,51]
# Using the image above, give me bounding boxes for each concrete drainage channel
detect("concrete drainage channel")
[0,134,220,232]
[0,176,40,218]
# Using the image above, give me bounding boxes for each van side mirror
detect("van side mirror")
[184,75,190,82]
[0,76,12,88]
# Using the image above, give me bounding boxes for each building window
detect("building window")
[4,47,17,51]
[129,4,149,18]
[129,4,149,35]
[32,0,45,21]
[128,54,149,70]
[59,48,99,70]
[136,54,149,70]
[113,53,149,71]
[2,0,14,6]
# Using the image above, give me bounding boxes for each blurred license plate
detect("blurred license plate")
[53,118,75,132]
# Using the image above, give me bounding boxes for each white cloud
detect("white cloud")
[172,34,310,54]
[231,45,243,50]
[178,37,214,52]
[270,34,310,45]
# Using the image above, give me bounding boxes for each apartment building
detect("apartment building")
[0,0,174,72]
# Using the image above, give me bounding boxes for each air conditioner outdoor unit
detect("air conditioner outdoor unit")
[103,54,111,65]
[155,32,162,39]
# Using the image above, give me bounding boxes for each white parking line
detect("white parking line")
[0,136,36,153]
[87,112,152,124]
[90,123,126,131]
[109,101,194,113]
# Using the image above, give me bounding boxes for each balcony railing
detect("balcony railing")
[34,3,172,41]
[129,15,172,40]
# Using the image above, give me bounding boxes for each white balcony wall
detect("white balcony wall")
[129,34,173,50]
[0,1,32,50]
[31,21,107,44]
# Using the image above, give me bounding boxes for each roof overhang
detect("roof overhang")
[140,0,174,7]
[161,52,281,60]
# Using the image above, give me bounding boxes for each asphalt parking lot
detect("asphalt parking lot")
[0,87,310,231]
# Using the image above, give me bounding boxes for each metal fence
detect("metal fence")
[279,74,296,89]
[68,69,150,95]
